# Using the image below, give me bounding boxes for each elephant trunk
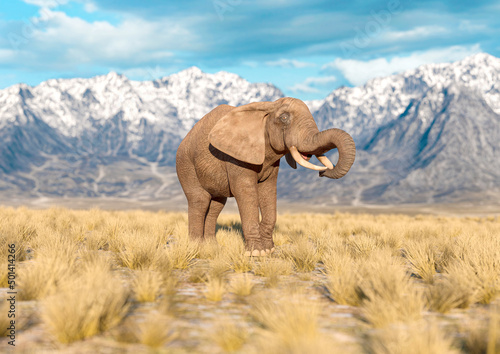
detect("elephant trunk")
[299,128,356,179]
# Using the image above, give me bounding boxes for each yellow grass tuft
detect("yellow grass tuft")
[326,268,363,306]
[308,228,339,259]
[460,305,499,354]
[226,251,253,273]
[347,234,379,259]
[323,246,363,305]
[167,235,199,269]
[0,218,36,264]
[212,318,248,352]
[362,289,425,328]
[0,262,9,288]
[366,321,458,354]
[455,236,500,305]
[204,276,226,301]
[358,255,425,327]
[198,239,221,260]
[229,274,255,297]
[250,287,322,352]
[216,229,253,273]
[136,312,177,348]
[115,231,166,270]
[215,226,244,249]
[156,274,179,316]
[253,257,293,287]
[403,240,437,283]
[207,256,232,280]
[280,238,319,272]
[41,261,130,343]
[272,230,290,247]
[188,260,210,283]
[376,229,403,251]
[0,300,11,337]
[321,243,351,273]
[80,226,109,251]
[18,235,78,300]
[188,256,229,283]
[161,273,179,297]
[428,261,479,313]
[131,270,164,302]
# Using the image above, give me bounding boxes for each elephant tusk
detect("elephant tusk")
[316,155,334,169]
[289,146,327,171]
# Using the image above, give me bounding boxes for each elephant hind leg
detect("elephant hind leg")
[203,197,227,240]
[177,154,212,240]
[186,189,212,241]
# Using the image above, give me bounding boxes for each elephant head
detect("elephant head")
[209,97,355,178]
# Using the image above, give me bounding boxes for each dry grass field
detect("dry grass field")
[0,207,499,353]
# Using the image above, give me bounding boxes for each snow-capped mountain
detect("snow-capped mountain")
[282,79,500,204]
[1,53,499,204]
[0,68,283,199]
[0,67,282,136]
[312,53,500,146]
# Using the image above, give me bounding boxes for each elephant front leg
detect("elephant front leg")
[257,168,278,253]
[232,179,265,257]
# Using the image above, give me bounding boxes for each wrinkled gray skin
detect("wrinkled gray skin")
[176,97,355,255]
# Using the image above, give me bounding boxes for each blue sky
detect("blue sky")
[1,0,499,100]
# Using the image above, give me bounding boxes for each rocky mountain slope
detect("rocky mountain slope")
[1,53,499,205]
[0,68,283,199]
[296,53,500,204]
[281,79,500,204]
[314,53,500,145]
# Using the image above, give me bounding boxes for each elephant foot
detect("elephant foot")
[243,247,275,257]
[244,241,268,257]
[244,249,268,257]
[261,239,275,252]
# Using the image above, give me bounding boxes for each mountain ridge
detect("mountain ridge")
[1,53,499,204]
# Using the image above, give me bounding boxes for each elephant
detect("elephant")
[176,97,355,256]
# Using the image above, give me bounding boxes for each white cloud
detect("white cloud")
[4,9,194,67]
[22,0,68,8]
[288,75,336,93]
[84,2,98,13]
[23,0,97,12]
[288,83,319,93]
[458,20,487,32]
[265,58,315,68]
[323,44,482,86]
[381,26,448,42]
[0,49,15,61]
[303,76,337,86]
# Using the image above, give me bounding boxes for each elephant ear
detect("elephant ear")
[209,102,273,165]
[284,152,297,169]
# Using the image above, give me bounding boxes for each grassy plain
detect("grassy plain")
[0,207,499,353]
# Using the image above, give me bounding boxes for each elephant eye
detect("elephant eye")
[279,113,290,123]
